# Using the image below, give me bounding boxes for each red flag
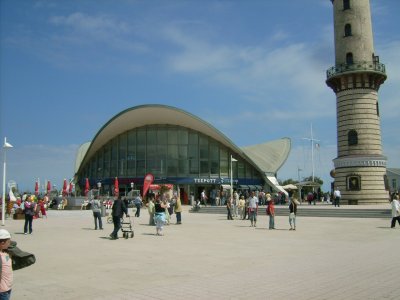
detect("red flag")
[62,179,67,196]
[114,177,119,196]
[47,181,51,194]
[34,181,39,196]
[69,182,73,195]
[142,173,154,197]
[84,178,90,197]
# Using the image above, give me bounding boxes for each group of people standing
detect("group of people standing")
[226,191,300,230]
[94,192,183,239]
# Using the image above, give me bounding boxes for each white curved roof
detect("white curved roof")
[75,104,290,176]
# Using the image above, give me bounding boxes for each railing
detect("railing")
[326,61,386,79]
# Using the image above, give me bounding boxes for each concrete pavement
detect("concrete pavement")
[3,206,399,300]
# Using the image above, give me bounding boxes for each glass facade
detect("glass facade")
[78,125,262,184]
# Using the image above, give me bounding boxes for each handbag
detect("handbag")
[289,212,295,219]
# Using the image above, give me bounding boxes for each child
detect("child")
[0,229,13,299]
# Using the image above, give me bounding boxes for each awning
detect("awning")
[266,176,288,196]
[282,184,298,190]
[149,184,173,190]
[221,184,232,190]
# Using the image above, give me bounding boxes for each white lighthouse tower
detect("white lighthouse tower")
[326,0,388,204]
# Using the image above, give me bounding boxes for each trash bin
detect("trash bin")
[101,204,106,217]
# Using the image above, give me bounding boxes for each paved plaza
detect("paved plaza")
[3,205,399,300]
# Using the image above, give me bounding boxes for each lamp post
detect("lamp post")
[230,155,238,199]
[97,182,101,198]
[2,137,13,226]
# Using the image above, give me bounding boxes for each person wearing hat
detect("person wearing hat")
[0,229,13,299]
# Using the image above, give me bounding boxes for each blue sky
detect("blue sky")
[1,0,399,193]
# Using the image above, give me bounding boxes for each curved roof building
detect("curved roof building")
[74,104,290,203]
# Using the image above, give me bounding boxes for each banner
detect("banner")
[114,177,119,196]
[142,173,154,197]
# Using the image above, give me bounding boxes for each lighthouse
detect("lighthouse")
[326,0,388,204]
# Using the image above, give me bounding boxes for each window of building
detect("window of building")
[376,101,380,117]
[344,24,352,37]
[392,179,397,191]
[118,133,127,176]
[79,124,264,187]
[343,0,350,10]
[346,52,353,65]
[219,148,228,177]
[348,130,358,146]
[110,138,118,176]
[347,175,360,191]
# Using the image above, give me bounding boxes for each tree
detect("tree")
[282,178,299,186]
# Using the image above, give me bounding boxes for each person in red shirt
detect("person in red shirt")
[266,197,275,229]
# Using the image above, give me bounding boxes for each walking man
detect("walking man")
[248,191,259,227]
[333,187,341,207]
[110,196,129,240]
[134,195,142,217]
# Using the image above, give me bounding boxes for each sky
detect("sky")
[1,0,399,194]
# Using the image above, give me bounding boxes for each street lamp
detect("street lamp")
[2,137,13,226]
[230,155,238,198]
[97,182,102,198]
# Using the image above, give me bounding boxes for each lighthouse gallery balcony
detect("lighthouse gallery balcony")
[326,61,386,80]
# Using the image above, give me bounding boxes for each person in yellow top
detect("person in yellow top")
[174,194,182,224]
[0,229,13,299]
[238,196,245,219]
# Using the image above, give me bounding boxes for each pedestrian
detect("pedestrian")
[109,196,129,240]
[23,196,36,235]
[147,196,155,226]
[266,196,275,229]
[0,229,13,299]
[134,195,142,217]
[289,198,299,230]
[390,195,400,228]
[232,190,239,217]
[243,196,249,220]
[154,194,168,236]
[174,194,182,224]
[91,196,103,230]
[333,187,341,207]
[38,198,47,219]
[201,189,208,206]
[226,197,233,220]
[238,196,245,219]
[307,192,314,205]
[248,191,259,227]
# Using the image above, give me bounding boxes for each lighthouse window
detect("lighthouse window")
[344,24,352,37]
[348,130,358,146]
[346,52,353,65]
[343,0,350,10]
[376,101,380,117]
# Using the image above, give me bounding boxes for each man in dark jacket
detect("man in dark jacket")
[110,196,129,240]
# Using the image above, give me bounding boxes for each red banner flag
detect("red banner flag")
[34,181,39,196]
[62,179,67,196]
[142,173,154,198]
[84,178,90,197]
[47,181,52,194]
[114,177,119,196]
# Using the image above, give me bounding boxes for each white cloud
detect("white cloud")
[49,12,130,35]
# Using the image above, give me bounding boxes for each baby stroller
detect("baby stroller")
[120,216,134,239]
